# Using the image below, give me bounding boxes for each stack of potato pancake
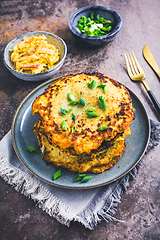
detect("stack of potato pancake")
[32,72,135,173]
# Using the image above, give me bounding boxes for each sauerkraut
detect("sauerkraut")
[10,35,60,74]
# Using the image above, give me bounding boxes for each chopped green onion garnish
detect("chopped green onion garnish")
[86,112,100,117]
[98,126,108,130]
[74,174,92,182]
[99,96,107,110]
[27,146,37,153]
[97,83,106,93]
[71,125,76,133]
[53,169,61,180]
[67,93,75,101]
[72,112,76,120]
[81,175,92,182]
[41,145,45,155]
[77,13,112,37]
[80,98,85,106]
[87,107,96,112]
[67,109,72,113]
[60,107,67,115]
[88,80,96,89]
[70,101,79,106]
[74,174,86,181]
[62,120,68,130]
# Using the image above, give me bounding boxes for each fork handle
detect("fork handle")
[147,90,160,115]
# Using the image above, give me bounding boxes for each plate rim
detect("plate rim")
[11,74,151,189]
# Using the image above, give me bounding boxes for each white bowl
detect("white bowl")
[3,31,67,81]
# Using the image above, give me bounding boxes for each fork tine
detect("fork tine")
[125,52,137,76]
[129,52,139,74]
[124,53,133,77]
[131,51,144,73]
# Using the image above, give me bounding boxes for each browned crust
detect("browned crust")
[32,72,135,154]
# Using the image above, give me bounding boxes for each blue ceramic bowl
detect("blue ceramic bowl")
[3,31,67,81]
[68,6,122,46]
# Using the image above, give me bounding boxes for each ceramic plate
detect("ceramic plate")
[11,76,150,189]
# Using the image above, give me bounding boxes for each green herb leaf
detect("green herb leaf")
[87,107,96,112]
[67,93,75,101]
[99,96,107,110]
[98,126,108,130]
[81,175,92,182]
[74,174,86,181]
[70,101,79,106]
[72,113,76,120]
[71,125,76,133]
[86,112,100,118]
[60,107,67,115]
[88,80,96,89]
[53,169,61,180]
[62,120,68,130]
[80,98,85,106]
[27,146,37,153]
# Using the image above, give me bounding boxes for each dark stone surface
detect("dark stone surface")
[0,0,160,239]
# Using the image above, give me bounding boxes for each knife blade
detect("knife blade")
[143,45,160,79]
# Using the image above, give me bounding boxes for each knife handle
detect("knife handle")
[147,90,160,115]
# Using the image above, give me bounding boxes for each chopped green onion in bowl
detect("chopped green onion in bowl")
[77,13,112,37]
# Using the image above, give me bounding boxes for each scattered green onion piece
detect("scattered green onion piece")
[87,107,96,112]
[98,126,108,130]
[86,112,100,118]
[99,96,107,110]
[67,93,75,101]
[62,120,68,130]
[71,125,76,133]
[70,101,79,106]
[60,107,67,115]
[53,169,61,180]
[103,87,106,93]
[81,175,92,182]
[67,109,72,113]
[97,83,106,93]
[80,98,85,106]
[41,145,45,155]
[72,112,76,120]
[88,80,96,89]
[74,174,86,181]
[74,174,92,182]
[27,146,37,153]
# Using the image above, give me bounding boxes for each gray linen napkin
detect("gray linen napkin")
[0,119,159,230]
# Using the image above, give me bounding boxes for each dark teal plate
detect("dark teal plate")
[11,77,150,189]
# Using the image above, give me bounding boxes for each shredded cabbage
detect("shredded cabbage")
[10,35,60,74]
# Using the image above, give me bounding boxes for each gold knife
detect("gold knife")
[143,45,160,78]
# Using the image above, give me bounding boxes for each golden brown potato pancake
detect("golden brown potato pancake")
[32,72,135,155]
[34,122,130,173]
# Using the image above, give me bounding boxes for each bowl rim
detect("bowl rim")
[68,5,122,40]
[3,31,67,77]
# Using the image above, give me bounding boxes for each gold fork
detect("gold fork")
[124,51,160,115]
